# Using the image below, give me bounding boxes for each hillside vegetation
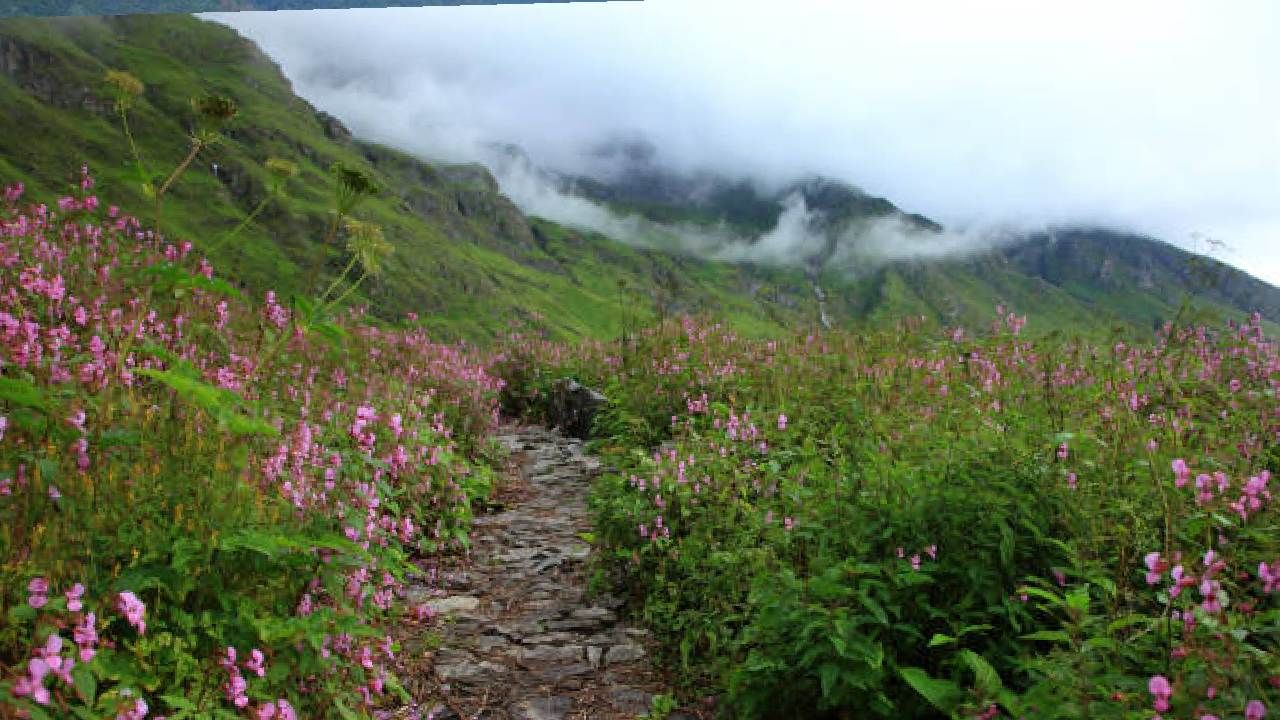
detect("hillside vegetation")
[0,13,830,342]
[2,10,1280,720]
[495,308,1280,718]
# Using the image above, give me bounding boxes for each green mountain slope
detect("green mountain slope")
[0,13,824,341]
[1,12,1274,344]
[542,141,1280,336]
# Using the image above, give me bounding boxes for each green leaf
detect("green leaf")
[959,649,1003,696]
[20,703,54,720]
[333,699,360,720]
[8,604,37,623]
[1019,630,1072,644]
[219,528,367,560]
[161,694,197,710]
[1065,585,1091,613]
[139,263,243,300]
[135,367,278,438]
[37,457,58,485]
[1106,614,1153,633]
[71,662,97,704]
[818,662,842,699]
[1018,587,1066,607]
[310,320,349,346]
[899,667,962,713]
[927,633,956,648]
[0,375,51,410]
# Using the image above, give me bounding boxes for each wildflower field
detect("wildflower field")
[0,167,506,718]
[495,308,1280,718]
[5,155,1280,720]
[1,61,1277,720]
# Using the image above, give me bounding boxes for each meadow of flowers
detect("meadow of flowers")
[0,168,506,719]
[495,307,1280,718]
[5,67,1279,720]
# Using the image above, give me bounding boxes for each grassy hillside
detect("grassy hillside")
[556,153,1280,339]
[0,13,827,342]
[1,13,1273,348]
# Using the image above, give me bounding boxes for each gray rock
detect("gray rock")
[586,646,603,669]
[570,607,615,623]
[510,696,574,720]
[605,644,647,665]
[425,596,481,615]
[528,663,595,686]
[513,644,584,667]
[546,617,606,632]
[545,378,608,439]
[610,688,655,715]
[435,660,506,683]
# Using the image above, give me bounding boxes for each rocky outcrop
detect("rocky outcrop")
[315,110,352,143]
[545,379,607,440]
[0,35,111,115]
[391,425,694,720]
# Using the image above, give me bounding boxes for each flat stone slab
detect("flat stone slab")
[513,644,585,667]
[425,596,482,615]
[605,643,647,666]
[510,695,573,720]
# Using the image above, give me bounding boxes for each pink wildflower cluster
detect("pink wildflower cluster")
[11,634,76,705]
[253,699,299,719]
[115,591,146,634]
[896,544,938,571]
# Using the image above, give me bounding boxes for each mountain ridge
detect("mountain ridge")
[0,12,1275,342]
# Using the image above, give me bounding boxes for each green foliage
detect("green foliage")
[0,174,504,717]
[497,311,1280,718]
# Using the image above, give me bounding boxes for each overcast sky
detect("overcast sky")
[206,1,1280,283]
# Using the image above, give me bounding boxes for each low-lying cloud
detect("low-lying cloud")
[205,0,1280,282]
[484,147,1024,275]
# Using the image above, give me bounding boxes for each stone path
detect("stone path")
[389,423,697,720]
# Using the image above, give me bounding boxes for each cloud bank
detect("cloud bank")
[204,0,1280,282]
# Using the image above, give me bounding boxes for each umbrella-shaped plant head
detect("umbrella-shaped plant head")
[104,69,144,112]
[343,218,393,279]
[329,160,381,216]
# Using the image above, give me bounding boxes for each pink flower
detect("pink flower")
[73,613,97,662]
[65,583,85,612]
[1247,700,1267,720]
[115,591,146,634]
[115,698,148,720]
[1057,442,1069,460]
[1172,458,1191,488]
[28,577,49,609]
[1148,675,1172,713]
[1144,552,1165,585]
[245,648,267,677]
[1261,561,1280,593]
[910,554,921,571]
[777,413,788,431]
[224,672,249,708]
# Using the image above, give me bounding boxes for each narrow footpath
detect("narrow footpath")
[390,423,696,720]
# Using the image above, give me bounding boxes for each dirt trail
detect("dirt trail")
[391,423,695,720]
